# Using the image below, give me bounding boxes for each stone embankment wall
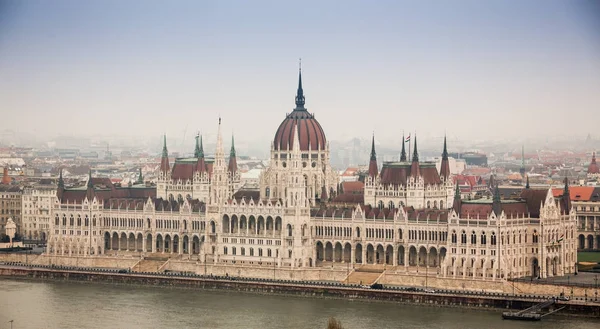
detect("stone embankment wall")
[1,266,599,318]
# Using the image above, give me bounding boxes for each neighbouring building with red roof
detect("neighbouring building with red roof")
[45,69,577,283]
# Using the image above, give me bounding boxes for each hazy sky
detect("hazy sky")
[1,0,599,150]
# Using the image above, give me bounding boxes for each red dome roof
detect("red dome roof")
[273,70,326,151]
[274,110,326,151]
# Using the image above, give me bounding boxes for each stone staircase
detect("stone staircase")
[132,258,168,273]
[344,265,385,285]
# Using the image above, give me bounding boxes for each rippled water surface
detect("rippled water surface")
[0,278,597,329]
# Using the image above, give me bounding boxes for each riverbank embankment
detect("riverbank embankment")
[1,264,599,318]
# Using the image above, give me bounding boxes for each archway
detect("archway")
[136,233,143,251]
[146,234,152,252]
[418,246,427,266]
[531,258,539,278]
[408,246,417,266]
[397,245,405,265]
[156,234,163,253]
[257,216,265,235]
[334,242,343,262]
[192,236,200,255]
[104,232,110,250]
[231,215,238,234]
[376,245,385,264]
[164,235,171,253]
[183,235,189,254]
[325,242,333,261]
[588,235,594,250]
[128,233,135,251]
[173,235,179,253]
[249,216,256,234]
[316,241,324,261]
[385,245,393,265]
[120,233,127,251]
[266,216,274,235]
[343,243,351,263]
[222,215,230,234]
[366,244,375,264]
[355,243,363,264]
[429,247,438,267]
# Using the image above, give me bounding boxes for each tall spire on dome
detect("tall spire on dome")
[368,133,378,178]
[400,132,407,162]
[295,58,305,110]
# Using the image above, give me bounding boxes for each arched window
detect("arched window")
[250,248,254,256]
[84,216,89,227]
[69,215,74,226]
[533,230,538,243]
[356,227,361,238]
[287,224,292,237]
[451,230,457,244]
[427,201,431,208]
[55,215,60,226]
[266,187,270,198]
[491,232,497,245]
[223,247,228,255]
[388,201,395,209]
[471,231,476,244]
[461,230,467,244]
[241,247,245,256]
[481,232,486,245]
[77,215,81,226]
[378,200,384,210]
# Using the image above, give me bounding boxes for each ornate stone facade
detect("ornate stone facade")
[46,69,578,281]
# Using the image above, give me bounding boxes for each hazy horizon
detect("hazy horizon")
[1,1,600,150]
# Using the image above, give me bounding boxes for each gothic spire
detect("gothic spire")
[368,133,378,178]
[370,134,376,161]
[440,134,451,179]
[525,175,530,189]
[400,133,407,162]
[412,135,419,162]
[230,135,236,158]
[162,134,168,157]
[562,176,571,214]
[295,60,305,110]
[160,134,170,173]
[442,135,448,160]
[452,182,462,214]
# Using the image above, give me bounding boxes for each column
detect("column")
[350,246,355,265]
[152,234,156,253]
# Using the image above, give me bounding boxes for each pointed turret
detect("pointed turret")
[562,177,571,214]
[137,168,143,184]
[295,62,305,110]
[400,133,407,162]
[492,184,502,216]
[440,135,451,179]
[368,134,378,178]
[228,134,238,174]
[410,135,420,178]
[452,182,462,214]
[160,135,170,173]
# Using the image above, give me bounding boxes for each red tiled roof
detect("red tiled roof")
[341,181,364,193]
[552,186,595,201]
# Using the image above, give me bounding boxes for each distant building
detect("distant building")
[450,152,488,166]
[0,184,22,236]
[21,180,57,241]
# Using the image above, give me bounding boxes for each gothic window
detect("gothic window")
[481,232,486,245]
[533,230,538,243]
[427,201,431,208]
[388,201,395,209]
[471,231,476,244]
[452,230,457,243]
[461,230,467,244]
[356,227,361,238]
[69,215,74,226]
[491,232,497,245]
[223,247,228,255]
[77,215,81,226]
[378,200,384,210]
[266,187,270,198]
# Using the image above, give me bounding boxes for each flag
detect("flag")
[405,134,411,143]
[557,234,564,243]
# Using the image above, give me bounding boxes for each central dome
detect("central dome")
[273,70,326,151]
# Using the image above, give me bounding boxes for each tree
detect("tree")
[326,317,344,329]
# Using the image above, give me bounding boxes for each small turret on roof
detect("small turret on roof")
[400,133,407,162]
[410,135,420,178]
[368,134,378,178]
[160,135,170,173]
[228,134,238,174]
[439,135,451,179]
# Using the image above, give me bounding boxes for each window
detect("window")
[461,230,467,244]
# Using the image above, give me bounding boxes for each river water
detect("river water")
[0,278,597,329]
